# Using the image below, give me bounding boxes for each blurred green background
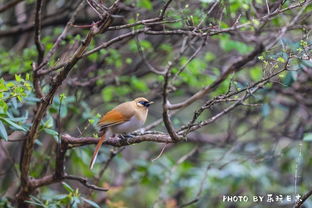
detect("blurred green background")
[0,0,312,207]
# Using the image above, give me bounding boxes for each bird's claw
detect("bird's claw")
[120,134,134,145]
[121,134,134,139]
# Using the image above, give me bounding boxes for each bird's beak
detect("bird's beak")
[146,101,153,107]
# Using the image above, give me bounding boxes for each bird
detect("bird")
[89,97,153,169]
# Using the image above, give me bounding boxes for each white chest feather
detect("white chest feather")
[110,115,144,134]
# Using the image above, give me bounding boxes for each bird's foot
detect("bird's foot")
[121,134,134,139]
[120,134,134,145]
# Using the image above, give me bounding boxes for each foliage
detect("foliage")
[26,183,100,208]
[0,75,32,140]
[0,0,312,208]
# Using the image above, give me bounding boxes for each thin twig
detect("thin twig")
[64,175,108,191]
[151,143,168,162]
[167,43,264,110]
[135,33,165,75]
[37,1,85,73]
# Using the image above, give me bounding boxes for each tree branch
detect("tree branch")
[16,1,119,206]
[168,43,264,110]
[33,0,45,99]
[34,0,44,64]
[0,0,24,13]
[36,1,85,72]
[295,189,312,208]
[64,175,108,191]
[159,0,173,20]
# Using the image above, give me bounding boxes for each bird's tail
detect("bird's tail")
[89,135,105,169]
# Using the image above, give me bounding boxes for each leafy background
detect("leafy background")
[0,0,312,207]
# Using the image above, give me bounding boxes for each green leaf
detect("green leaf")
[159,43,173,53]
[219,35,253,54]
[249,66,262,81]
[130,77,149,92]
[1,118,27,132]
[62,182,74,193]
[102,86,114,102]
[43,117,54,129]
[71,196,81,208]
[277,57,286,63]
[88,53,98,62]
[0,121,8,141]
[17,96,23,102]
[283,71,295,87]
[302,60,312,68]
[26,73,30,81]
[53,194,68,200]
[43,128,59,137]
[25,200,43,206]
[60,93,67,101]
[138,0,152,10]
[303,133,312,142]
[128,40,152,52]
[0,100,8,112]
[186,58,206,75]
[126,58,132,64]
[81,197,100,208]
[15,74,22,82]
[204,52,216,62]
[6,82,14,87]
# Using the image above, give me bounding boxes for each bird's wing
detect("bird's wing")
[98,102,135,128]
[98,110,128,128]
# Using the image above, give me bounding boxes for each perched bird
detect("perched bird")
[90,97,153,169]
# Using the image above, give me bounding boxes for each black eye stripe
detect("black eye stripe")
[139,101,150,107]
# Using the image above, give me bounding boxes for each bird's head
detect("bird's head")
[134,97,153,108]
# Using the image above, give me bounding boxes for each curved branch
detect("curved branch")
[64,175,108,191]
[30,174,108,192]
[159,0,173,20]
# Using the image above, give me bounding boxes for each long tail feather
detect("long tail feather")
[89,135,105,169]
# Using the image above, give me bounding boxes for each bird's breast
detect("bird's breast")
[110,115,144,134]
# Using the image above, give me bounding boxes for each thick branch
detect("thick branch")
[159,0,173,20]
[61,131,227,148]
[34,0,44,64]
[295,189,312,208]
[16,1,118,206]
[33,0,45,99]
[62,133,173,147]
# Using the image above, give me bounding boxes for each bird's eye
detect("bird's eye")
[139,101,150,107]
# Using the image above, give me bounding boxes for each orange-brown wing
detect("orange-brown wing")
[98,109,129,128]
